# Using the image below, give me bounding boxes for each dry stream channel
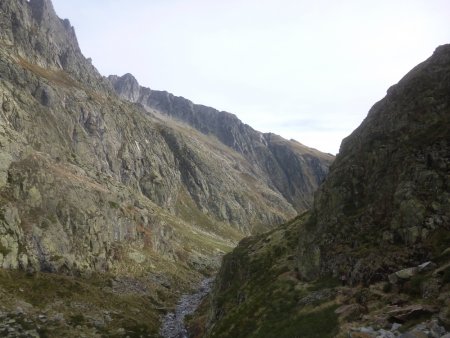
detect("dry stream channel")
[160,277,214,338]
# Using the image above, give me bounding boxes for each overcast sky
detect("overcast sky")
[51,0,450,154]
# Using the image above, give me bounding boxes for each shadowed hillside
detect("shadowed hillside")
[200,45,450,338]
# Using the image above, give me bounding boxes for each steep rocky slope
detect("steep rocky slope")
[0,0,333,336]
[201,45,450,337]
[108,73,332,212]
[298,44,450,284]
[0,0,333,274]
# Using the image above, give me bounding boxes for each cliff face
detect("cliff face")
[0,0,105,88]
[298,44,450,284]
[108,74,333,212]
[203,46,450,338]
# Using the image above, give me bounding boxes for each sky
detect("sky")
[51,1,450,154]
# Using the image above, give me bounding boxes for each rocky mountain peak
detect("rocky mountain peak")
[108,73,142,102]
[29,0,56,23]
[108,73,334,212]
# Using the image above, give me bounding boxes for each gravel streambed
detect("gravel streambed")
[160,278,214,338]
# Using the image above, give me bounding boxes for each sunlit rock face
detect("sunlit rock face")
[0,0,333,274]
[108,73,333,212]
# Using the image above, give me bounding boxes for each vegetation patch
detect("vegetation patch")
[307,276,340,292]
[256,304,339,338]
[0,242,11,256]
[403,274,428,296]
[204,213,340,338]
[108,200,120,209]
[0,269,176,337]
[17,57,80,88]
[441,265,450,284]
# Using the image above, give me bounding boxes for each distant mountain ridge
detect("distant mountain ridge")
[108,73,333,212]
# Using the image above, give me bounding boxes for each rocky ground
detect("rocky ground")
[0,264,206,337]
[349,320,449,338]
[192,213,450,338]
[160,277,214,338]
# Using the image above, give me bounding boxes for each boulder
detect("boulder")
[388,268,416,284]
[335,303,365,321]
[387,304,438,322]
[395,267,419,279]
[417,261,436,272]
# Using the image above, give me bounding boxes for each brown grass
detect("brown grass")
[16,57,80,88]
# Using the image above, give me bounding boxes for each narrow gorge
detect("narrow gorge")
[0,0,449,337]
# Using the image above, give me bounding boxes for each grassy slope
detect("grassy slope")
[190,212,450,338]
[188,214,340,338]
[0,269,165,337]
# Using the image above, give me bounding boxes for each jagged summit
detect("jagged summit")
[108,73,333,212]
[108,73,141,102]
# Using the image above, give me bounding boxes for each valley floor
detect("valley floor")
[160,277,213,338]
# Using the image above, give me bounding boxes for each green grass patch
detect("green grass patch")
[108,201,120,209]
[69,314,85,326]
[307,277,340,292]
[441,265,450,284]
[255,304,339,338]
[427,228,450,259]
[403,274,428,296]
[206,214,342,338]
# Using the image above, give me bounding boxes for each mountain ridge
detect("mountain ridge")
[108,72,333,212]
